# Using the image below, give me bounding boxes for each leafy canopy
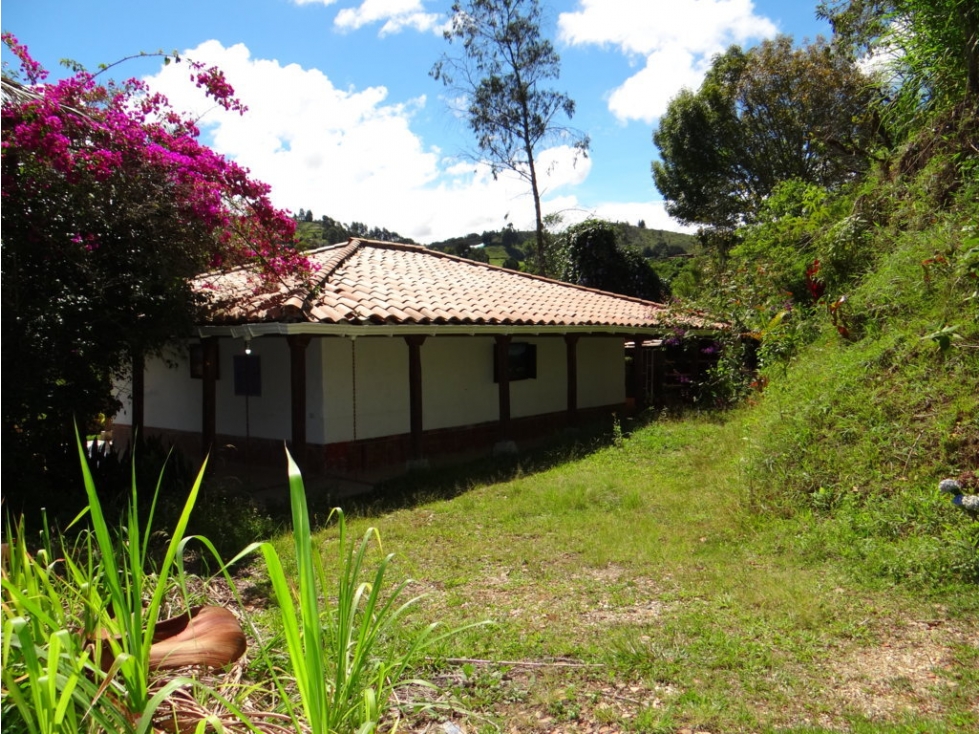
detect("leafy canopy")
[557,220,665,303]
[1,35,309,501]
[653,36,877,234]
[818,0,979,132]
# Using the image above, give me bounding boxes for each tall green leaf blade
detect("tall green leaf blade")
[287,447,328,733]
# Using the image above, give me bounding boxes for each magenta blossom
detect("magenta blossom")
[2,33,310,283]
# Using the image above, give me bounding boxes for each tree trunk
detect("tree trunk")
[528,153,546,275]
[965,4,979,97]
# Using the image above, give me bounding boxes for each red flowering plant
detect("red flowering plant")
[1,35,310,505]
[805,259,851,338]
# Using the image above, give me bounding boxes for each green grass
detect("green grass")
[2,432,214,734]
[263,410,976,732]
[6,112,976,732]
[255,451,485,733]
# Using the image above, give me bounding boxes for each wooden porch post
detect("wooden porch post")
[631,335,647,409]
[405,335,426,462]
[131,350,145,444]
[201,337,218,457]
[564,334,579,425]
[651,343,665,410]
[495,334,512,441]
[288,335,312,467]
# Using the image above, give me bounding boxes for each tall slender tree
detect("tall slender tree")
[432,0,589,275]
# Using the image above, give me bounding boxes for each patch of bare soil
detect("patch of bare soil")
[393,620,978,733]
[392,665,679,734]
[389,564,978,733]
[822,617,979,723]
[172,564,975,733]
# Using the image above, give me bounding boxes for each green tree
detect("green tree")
[501,222,521,248]
[653,36,877,240]
[2,37,305,510]
[432,0,589,275]
[818,0,979,129]
[558,220,665,302]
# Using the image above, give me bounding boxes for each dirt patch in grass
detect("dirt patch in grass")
[390,621,977,733]
[394,666,679,734]
[390,562,978,733]
[823,617,979,722]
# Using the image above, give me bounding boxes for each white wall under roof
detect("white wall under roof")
[114,342,201,433]
[578,337,628,408]
[321,337,411,442]
[421,336,499,430]
[119,333,627,444]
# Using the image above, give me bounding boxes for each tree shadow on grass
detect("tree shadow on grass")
[337,410,662,521]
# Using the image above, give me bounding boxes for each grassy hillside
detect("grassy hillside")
[7,126,974,734]
[265,102,978,732]
[736,196,978,589]
[271,410,976,732]
[730,104,979,577]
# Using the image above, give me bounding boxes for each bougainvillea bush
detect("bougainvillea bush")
[1,35,310,516]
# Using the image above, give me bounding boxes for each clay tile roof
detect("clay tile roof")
[194,238,721,331]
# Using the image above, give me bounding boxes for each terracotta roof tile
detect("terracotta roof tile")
[195,238,721,331]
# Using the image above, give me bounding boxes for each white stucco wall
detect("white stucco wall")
[118,337,317,443]
[304,340,326,445]
[321,337,353,442]
[321,337,411,442]
[510,337,565,418]
[115,343,201,432]
[421,336,499,430]
[125,333,627,445]
[578,337,627,408]
[416,335,617,427]
[210,337,291,441]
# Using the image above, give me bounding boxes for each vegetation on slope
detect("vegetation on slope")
[5,3,977,730]
[649,0,979,591]
[734,103,979,589]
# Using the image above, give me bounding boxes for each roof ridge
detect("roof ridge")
[300,238,363,317]
[316,238,363,278]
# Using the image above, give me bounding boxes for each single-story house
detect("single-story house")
[113,238,723,475]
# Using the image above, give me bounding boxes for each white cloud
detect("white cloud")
[607,46,708,123]
[143,41,589,243]
[333,0,441,35]
[558,0,777,122]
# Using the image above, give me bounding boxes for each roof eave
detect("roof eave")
[195,322,723,340]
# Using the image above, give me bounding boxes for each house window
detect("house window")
[189,342,219,379]
[233,354,261,396]
[493,342,537,382]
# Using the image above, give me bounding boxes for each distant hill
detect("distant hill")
[426,221,698,270]
[290,210,697,282]
[612,221,698,258]
[291,210,416,250]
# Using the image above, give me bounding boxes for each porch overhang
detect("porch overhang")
[194,322,720,340]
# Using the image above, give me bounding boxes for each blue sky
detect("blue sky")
[2,0,829,243]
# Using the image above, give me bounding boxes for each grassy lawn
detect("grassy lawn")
[261,413,979,733]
